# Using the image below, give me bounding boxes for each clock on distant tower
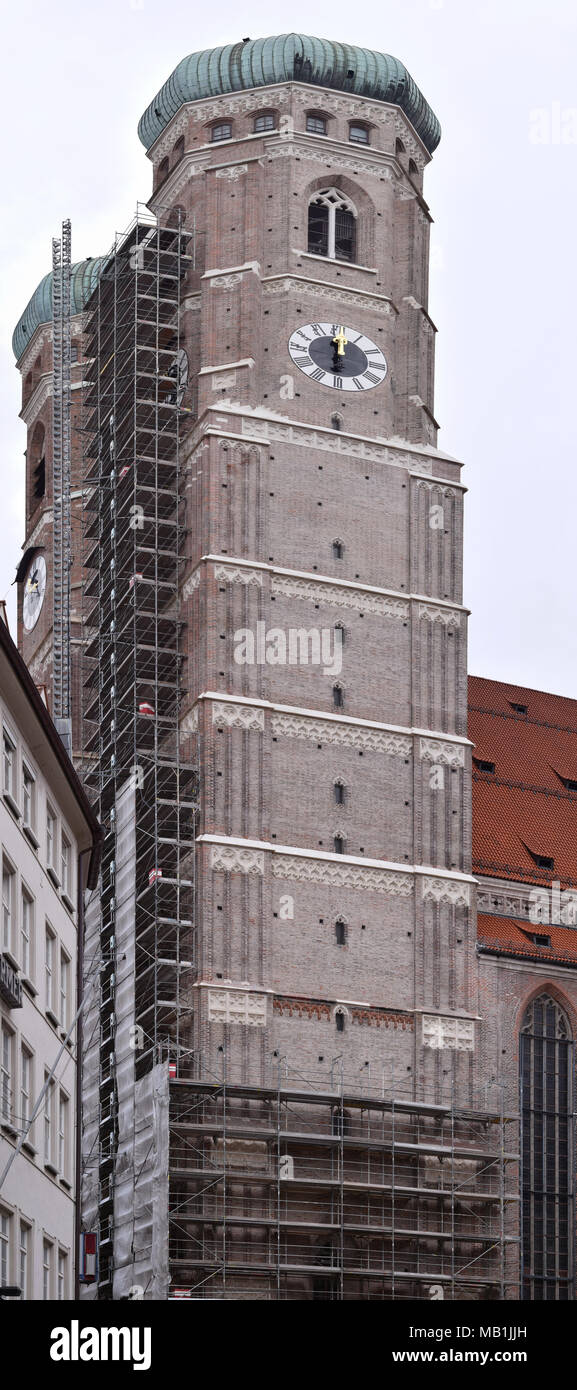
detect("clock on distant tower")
[288,322,387,392]
[22,553,47,631]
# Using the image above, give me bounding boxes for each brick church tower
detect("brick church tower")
[12,36,519,1300]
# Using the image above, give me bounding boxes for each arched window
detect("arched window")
[520,993,574,1300]
[335,1007,347,1033]
[332,684,344,709]
[306,112,327,136]
[349,122,369,145]
[211,121,232,142]
[332,539,344,560]
[330,413,343,431]
[254,111,276,133]
[333,834,345,855]
[172,135,185,166]
[335,919,347,946]
[395,138,405,160]
[29,422,46,502]
[333,781,345,805]
[408,157,419,180]
[157,157,169,186]
[307,188,357,262]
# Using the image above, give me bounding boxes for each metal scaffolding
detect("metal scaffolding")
[167,1069,520,1301]
[80,209,196,1296]
[52,217,73,752]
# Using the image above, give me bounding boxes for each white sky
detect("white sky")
[1,0,575,695]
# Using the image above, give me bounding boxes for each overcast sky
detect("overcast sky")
[1,0,575,696]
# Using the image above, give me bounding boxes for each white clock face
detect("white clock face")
[288,322,387,392]
[23,554,47,631]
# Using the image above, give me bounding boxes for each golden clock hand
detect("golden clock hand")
[332,326,348,358]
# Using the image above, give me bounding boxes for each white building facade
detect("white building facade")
[0,613,99,1298]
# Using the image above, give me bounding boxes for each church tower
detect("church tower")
[12,34,518,1301]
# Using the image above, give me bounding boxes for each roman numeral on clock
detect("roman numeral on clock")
[363,371,382,385]
[293,355,312,367]
[310,368,326,382]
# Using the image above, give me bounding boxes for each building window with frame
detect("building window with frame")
[2,859,15,955]
[349,122,369,144]
[43,1073,54,1167]
[57,1248,68,1300]
[3,728,16,801]
[334,781,346,805]
[335,919,347,946]
[46,805,57,874]
[19,1222,30,1299]
[334,834,345,855]
[254,111,276,132]
[42,1238,53,1300]
[45,926,55,1015]
[333,684,344,709]
[59,950,70,1030]
[1,1024,14,1126]
[306,112,327,135]
[20,1045,32,1136]
[211,121,232,142]
[335,1007,347,1033]
[307,187,357,262]
[22,764,36,833]
[0,1210,11,1287]
[20,888,34,978]
[61,834,71,900]
[520,993,574,1300]
[58,1092,69,1177]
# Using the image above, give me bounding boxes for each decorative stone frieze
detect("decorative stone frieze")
[419,738,465,767]
[212,702,265,731]
[421,876,470,907]
[422,1015,475,1051]
[209,844,265,875]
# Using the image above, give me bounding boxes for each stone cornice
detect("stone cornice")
[184,404,463,477]
[196,690,472,749]
[189,552,468,621]
[200,833,475,902]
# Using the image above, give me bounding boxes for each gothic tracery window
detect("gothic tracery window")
[307,188,357,262]
[520,993,575,1299]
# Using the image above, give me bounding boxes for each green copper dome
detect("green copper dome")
[12,256,106,361]
[138,33,441,155]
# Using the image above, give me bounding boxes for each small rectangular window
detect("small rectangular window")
[211,122,232,142]
[510,702,528,715]
[474,758,496,774]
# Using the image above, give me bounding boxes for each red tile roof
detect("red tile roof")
[478,913,577,968]
[469,675,577,889]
